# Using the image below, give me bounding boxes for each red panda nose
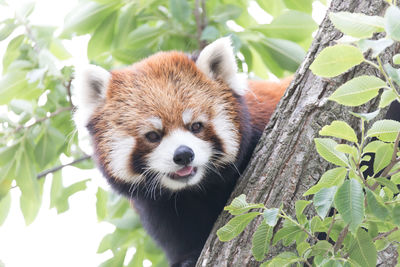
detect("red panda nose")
[173,145,195,166]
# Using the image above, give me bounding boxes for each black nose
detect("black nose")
[173,145,194,165]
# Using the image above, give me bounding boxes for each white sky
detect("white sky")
[0,1,328,266]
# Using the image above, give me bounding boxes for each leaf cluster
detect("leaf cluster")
[218,3,400,266]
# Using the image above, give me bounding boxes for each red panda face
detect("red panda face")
[74,37,247,192]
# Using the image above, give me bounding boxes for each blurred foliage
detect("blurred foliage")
[0,0,321,265]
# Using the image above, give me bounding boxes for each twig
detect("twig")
[381,131,400,178]
[12,106,72,134]
[372,227,399,242]
[37,155,92,179]
[326,209,337,241]
[194,0,207,50]
[333,224,349,254]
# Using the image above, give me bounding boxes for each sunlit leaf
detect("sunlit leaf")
[310,45,364,77]
[329,12,384,38]
[304,167,347,196]
[315,138,348,166]
[366,119,400,142]
[224,194,264,215]
[384,5,400,41]
[329,76,386,106]
[313,186,337,219]
[319,120,358,143]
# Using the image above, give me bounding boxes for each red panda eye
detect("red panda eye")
[190,122,203,133]
[145,131,161,143]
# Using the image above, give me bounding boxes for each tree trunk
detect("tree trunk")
[196,0,400,266]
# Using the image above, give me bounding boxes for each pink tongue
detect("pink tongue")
[175,166,193,177]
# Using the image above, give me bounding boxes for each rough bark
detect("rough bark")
[196,0,400,266]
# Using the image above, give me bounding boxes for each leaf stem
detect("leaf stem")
[279,209,318,242]
[333,224,349,254]
[372,227,399,241]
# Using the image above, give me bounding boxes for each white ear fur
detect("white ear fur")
[73,64,110,130]
[196,37,247,96]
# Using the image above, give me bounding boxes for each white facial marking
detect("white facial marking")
[147,116,163,130]
[182,109,193,125]
[109,135,141,183]
[147,129,213,191]
[212,106,239,163]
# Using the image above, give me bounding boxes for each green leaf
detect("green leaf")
[329,76,386,106]
[62,2,120,37]
[283,0,312,13]
[350,109,380,122]
[34,126,65,168]
[16,1,35,19]
[0,19,17,41]
[379,89,397,108]
[394,54,400,65]
[315,138,348,166]
[2,34,25,72]
[310,45,364,78]
[349,228,377,267]
[384,63,400,86]
[87,12,117,60]
[309,240,333,257]
[224,194,264,215]
[170,0,191,23]
[96,187,108,221]
[252,11,317,42]
[358,38,393,58]
[256,0,285,16]
[295,200,311,225]
[366,119,400,142]
[263,208,279,226]
[211,4,242,23]
[127,24,165,48]
[0,72,41,105]
[262,252,302,267]
[261,37,305,72]
[304,167,347,196]
[375,177,399,193]
[384,5,400,41]
[217,212,260,242]
[334,179,364,233]
[329,12,384,38]
[252,221,273,261]
[272,225,303,245]
[366,189,389,220]
[0,192,11,226]
[373,143,392,173]
[313,186,337,219]
[363,140,386,153]
[319,120,358,143]
[200,26,219,42]
[49,39,72,60]
[392,206,400,226]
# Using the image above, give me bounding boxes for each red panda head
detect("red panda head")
[74,37,248,192]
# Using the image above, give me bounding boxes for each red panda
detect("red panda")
[74,37,289,266]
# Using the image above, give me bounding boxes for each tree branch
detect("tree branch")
[194,0,207,50]
[37,154,92,179]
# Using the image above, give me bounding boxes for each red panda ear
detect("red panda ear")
[196,37,247,96]
[73,64,110,129]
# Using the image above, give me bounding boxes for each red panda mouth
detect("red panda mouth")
[170,166,197,180]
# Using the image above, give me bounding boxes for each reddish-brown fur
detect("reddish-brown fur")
[245,77,291,132]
